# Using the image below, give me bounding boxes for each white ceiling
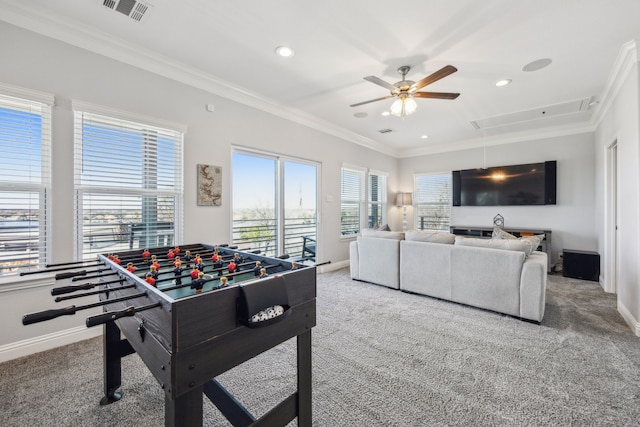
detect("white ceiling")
[2,0,640,157]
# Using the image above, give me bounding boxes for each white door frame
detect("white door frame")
[604,139,618,293]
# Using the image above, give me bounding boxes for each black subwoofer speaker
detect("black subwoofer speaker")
[563,249,600,282]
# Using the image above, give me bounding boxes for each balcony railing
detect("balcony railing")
[232,217,317,259]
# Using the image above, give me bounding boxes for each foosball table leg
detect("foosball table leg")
[297,329,312,427]
[101,320,123,405]
[165,386,204,427]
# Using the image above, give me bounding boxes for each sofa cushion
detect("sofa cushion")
[361,229,405,240]
[405,230,455,244]
[455,236,532,256]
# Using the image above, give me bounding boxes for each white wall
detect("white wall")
[594,47,640,334]
[0,22,398,359]
[398,133,597,266]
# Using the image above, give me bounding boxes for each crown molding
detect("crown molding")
[590,40,638,128]
[0,2,395,157]
[397,121,597,158]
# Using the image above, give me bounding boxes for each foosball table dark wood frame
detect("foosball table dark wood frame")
[22,243,316,427]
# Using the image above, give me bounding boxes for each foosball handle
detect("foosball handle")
[22,306,77,325]
[55,270,87,280]
[86,306,135,327]
[51,283,95,296]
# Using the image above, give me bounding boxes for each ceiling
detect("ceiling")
[2,0,640,158]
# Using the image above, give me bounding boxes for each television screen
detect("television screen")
[453,161,555,206]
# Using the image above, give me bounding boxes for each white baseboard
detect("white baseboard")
[617,300,640,337]
[318,259,349,273]
[0,326,102,363]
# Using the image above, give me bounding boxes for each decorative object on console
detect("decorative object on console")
[197,164,222,206]
[396,192,413,231]
[493,213,504,227]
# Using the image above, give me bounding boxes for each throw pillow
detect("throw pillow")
[378,224,390,231]
[405,230,456,244]
[492,226,517,239]
[454,236,532,256]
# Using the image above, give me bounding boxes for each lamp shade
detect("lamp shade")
[396,192,413,206]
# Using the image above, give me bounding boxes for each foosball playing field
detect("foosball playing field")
[20,243,316,427]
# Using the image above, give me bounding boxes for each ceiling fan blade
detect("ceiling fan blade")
[413,91,460,100]
[363,76,398,92]
[350,95,395,107]
[350,95,396,107]
[412,65,458,91]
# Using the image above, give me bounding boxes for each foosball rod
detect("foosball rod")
[71,271,119,282]
[55,267,113,280]
[19,262,107,277]
[45,259,104,268]
[54,284,137,302]
[85,302,162,328]
[22,291,147,325]
[51,278,126,296]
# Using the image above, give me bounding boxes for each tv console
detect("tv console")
[450,226,552,272]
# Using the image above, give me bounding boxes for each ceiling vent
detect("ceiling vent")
[470,97,591,130]
[102,0,151,22]
[378,128,394,134]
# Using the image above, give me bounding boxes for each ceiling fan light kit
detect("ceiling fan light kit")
[351,64,460,119]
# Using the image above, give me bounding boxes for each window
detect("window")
[368,171,387,228]
[0,86,53,276]
[340,166,364,236]
[231,150,318,259]
[414,173,451,231]
[73,103,184,259]
[340,166,387,236]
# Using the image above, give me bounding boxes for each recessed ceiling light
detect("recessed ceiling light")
[522,58,552,72]
[421,135,429,139]
[354,112,368,118]
[274,45,294,58]
[496,79,512,87]
[381,111,390,116]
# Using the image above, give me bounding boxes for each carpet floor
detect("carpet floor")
[1,269,639,426]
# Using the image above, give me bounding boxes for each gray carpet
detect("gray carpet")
[2,269,639,426]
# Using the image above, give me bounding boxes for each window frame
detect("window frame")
[0,83,53,277]
[72,101,185,260]
[413,172,452,232]
[340,164,388,237]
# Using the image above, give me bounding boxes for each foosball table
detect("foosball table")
[21,243,316,426]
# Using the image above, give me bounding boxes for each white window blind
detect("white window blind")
[368,172,387,228]
[74,110,184,259]
[414,173,451,231]
[0,91,52,276]
[340,167,364,236]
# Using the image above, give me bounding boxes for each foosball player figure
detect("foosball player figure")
[213,257,224,276]
[220,276,229,288]
[173,261,184,285]
[151,255,161,270]
[149,264,160,280]
[183,250,193,267]
[194,256,205,272]
[126,262,136,273]
[167,249,175,259]
[190,266,200,280]
[173,246,180,255]
[291,262,302,270]
[227,260,237,274]
[107,253,115,261]
[190,271,206,294]
[233,253,244,269]
[113,254,121,265]
[145,272,156,287]
[211,249,220,262]
[259,268,268,279]
[142,248,151,262]
[253,261,262,278]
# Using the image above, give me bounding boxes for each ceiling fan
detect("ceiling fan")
[350,65,460,118]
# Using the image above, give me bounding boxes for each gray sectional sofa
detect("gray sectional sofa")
[349,229,548,322]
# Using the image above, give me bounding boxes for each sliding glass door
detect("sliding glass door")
[232,150,318,259]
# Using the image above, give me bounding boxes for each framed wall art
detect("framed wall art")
[197,164,222,206]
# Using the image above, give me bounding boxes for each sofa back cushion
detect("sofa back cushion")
[360,229,405,240]
[405,230,455,244]
[454,236,533,256]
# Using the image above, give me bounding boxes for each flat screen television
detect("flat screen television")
[452,161,556,206]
